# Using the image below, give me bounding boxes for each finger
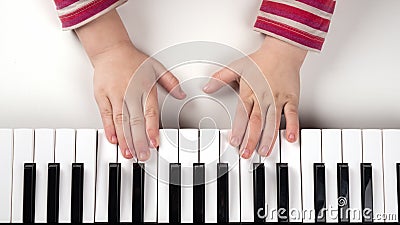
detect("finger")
[109,96,133,159]
[127,97,150,161]
[123,102,135,158]
[284,101,300,143]
[230,82,254,148]
[258,105,279,157]
[144,85,160,148]
[95,95,117,144]
[203,67,239,94]
[153,61,186,99]
[240,101,263,159]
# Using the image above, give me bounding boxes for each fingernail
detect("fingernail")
[259,146,268,156]
[241,149,250,159]
[230,136,240,147]
[288,133,295,142]
[139,150,149,161]
[150,139,157,148]
[203,84,210,92]
[111,135,117,143]
[178,87,186,98]
[125,149,132,157]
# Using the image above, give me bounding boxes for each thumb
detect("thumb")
[203,67,240,94]
[158,71,186,100]
[152,59,186,100]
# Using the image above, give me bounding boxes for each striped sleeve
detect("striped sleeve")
[254,0,336,52]
[53,0,127,30]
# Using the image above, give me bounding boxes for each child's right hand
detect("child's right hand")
[75,10,186,160]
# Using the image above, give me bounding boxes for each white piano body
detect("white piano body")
[0,0,399,129]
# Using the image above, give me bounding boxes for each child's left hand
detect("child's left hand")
[203,36,307,158]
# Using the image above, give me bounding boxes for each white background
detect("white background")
[0,0,399,129]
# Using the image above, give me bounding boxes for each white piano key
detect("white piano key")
[260,133,280,222]
[342,129,362,222]
[11,129,34,223]
[321,129,342,223]
[0,129,13,222]
[33,129,55,223]
[280,130,302,222]
[301,129,322,223]
[240,152,257,222]
[179,129,199,223]
[383,129,400,222]
[95,129,117,222]
[141,147,158,222]
[55,129,75,223]
[158,129,179,223]
[362,129,384,222]
[75,129,97,223]
[199,129,219,223]
[118,146,132,223]
[219,130,240,222]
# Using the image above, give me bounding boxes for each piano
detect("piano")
[1,128,399,223]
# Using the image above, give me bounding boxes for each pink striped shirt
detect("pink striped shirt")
[254,0,336,51]
[53,0,127,30]
[53,0,335,51]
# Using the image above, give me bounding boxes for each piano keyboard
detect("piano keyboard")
[1,128,400,223]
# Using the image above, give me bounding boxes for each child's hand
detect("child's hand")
[75,10,185,160]
[92,42,186,160]
[203,36,307,158]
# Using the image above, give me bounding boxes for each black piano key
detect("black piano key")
[108,163,121,223]
[314,163,326,222]
[253,163,265,222]
[397,163,400,219]
[71,163,84,223]
[169,163,181,223]
[132,163,145,223]
[276,163,289,223]
[47,163,60,223]
[193,163,205,223]
[361,163,373,223]
[337,163,350,223]
[217,163,229,223]
[23,163,36,223]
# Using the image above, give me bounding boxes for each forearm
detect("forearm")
[75,9,133,64]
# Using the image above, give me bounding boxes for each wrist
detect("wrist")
[260,35,307,70]
[90,40,138,69]
[75,9,133,63]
